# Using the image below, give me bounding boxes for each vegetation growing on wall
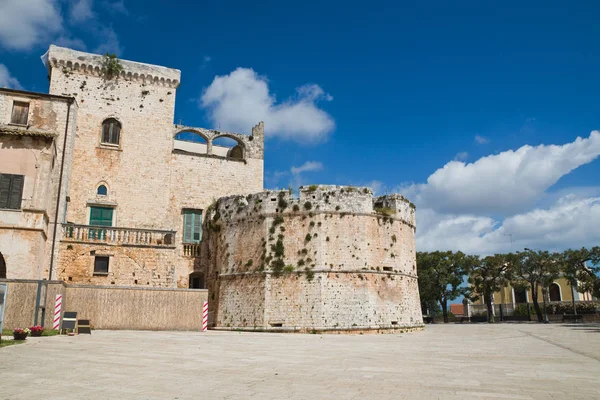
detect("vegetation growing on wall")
[101,53,124,80]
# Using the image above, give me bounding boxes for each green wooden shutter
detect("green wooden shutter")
[0,175,10,209]
[193,212,202,242]
[183,211,193,243]
[90,207,113,226]
[8,175,24,210]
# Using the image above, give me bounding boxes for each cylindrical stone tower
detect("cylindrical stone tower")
[202,185,423,332]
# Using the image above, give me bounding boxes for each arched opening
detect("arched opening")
[0,253,6,279]
[549,283,561,302]
[97,184,108,196]
[101,118,121,145]
[189,272,205,289]
[173,131,209,154]
[213,135,244,159]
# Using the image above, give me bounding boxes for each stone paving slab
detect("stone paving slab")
[1,323,599,399]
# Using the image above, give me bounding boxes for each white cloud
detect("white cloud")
[416,195,600,254]
[0,64,22,90]
[0,0,63,50]
[454,152,468,161]
[475,135,489,144]
[404,131,600,215]
[200,68,335,141]
[0,64,23,89]
[291,161,323,175]
[69,0,94,23]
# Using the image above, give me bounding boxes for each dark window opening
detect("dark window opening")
[97,185,108,196]
[514,288,527,304]
[11,101,29,125]
[0,174,24,210]
[189,272,205,289]
[94,256,110,275]
[383,267,393,272]
[549,283,561,302]
[0,252,6,279]
[101,118,121,145]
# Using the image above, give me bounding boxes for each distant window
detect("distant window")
[514,288,527,304]
[183,209,202,243]
[189,272,205,289]
[0,174,24,210]
[101,118,121,145]
[94,256,110,275]
[10,102,29,125]
[97,185,108,196]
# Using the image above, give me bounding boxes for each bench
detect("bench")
[562,314,583,323]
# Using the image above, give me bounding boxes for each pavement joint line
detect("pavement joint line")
[516,328,600,363]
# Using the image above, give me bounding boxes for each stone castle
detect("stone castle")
[0,46,423,332]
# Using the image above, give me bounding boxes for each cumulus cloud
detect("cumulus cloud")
[93,25,122,55]
[0,64,23,89]
[416,195,600,254]
[55,35,87,50]
[454,152,468,161]
[200,68,335,141]
[475,135,489,144]
[404,131,600,215]
[0,0,63,50]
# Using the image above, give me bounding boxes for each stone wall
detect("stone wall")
[44,45,264,288]
[203,185,423,332]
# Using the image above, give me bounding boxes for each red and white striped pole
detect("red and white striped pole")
[53,294,62,330]
[202,301,208,332]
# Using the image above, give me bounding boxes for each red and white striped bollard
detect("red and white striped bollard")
[53,294,62,330]
[202,301,208,332]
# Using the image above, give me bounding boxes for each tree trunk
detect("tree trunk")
[440,299,448,323]
[531,283,543,322]
[542,287,549,323]
[570,280,577,316]
[484,289,494,323]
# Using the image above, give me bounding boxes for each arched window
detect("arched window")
[549,283,561,302]
[213,136,244,159]
[102,118,121,145]
[97,185,108,196]
[514,288,527,303]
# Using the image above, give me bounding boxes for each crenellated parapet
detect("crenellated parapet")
[45,45,181,88]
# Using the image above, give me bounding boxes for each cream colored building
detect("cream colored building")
[0,45,264,288]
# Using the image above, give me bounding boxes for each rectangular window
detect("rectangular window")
[0,174,24,210]
[10,102,29,125]
[94,256,110,275]
[183,209,202,243]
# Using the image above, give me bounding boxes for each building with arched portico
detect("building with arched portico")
[0,45,264,288]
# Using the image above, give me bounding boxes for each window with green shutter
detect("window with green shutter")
[183,209,202,243]
[0,174,24,210]
[89,206,113,240]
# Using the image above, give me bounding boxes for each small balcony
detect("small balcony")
[62,224,176,248]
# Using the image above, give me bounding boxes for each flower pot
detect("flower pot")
[13,333,28,340]
[30,331,43,337]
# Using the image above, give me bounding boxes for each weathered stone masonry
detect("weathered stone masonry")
[202,185,424,332]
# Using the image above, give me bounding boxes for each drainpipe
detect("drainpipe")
[48,98,74,281]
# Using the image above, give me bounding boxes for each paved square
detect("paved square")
[2,323,599,399]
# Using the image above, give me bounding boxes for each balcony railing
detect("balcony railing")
[183,243,202,257]
[62,224,176,248]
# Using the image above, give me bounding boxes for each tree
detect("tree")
[468,254,511,323]
[560,247,600,314]
[416,251,473,323]
[511,249,561,323]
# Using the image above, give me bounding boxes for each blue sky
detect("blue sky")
[1,0,599,254]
